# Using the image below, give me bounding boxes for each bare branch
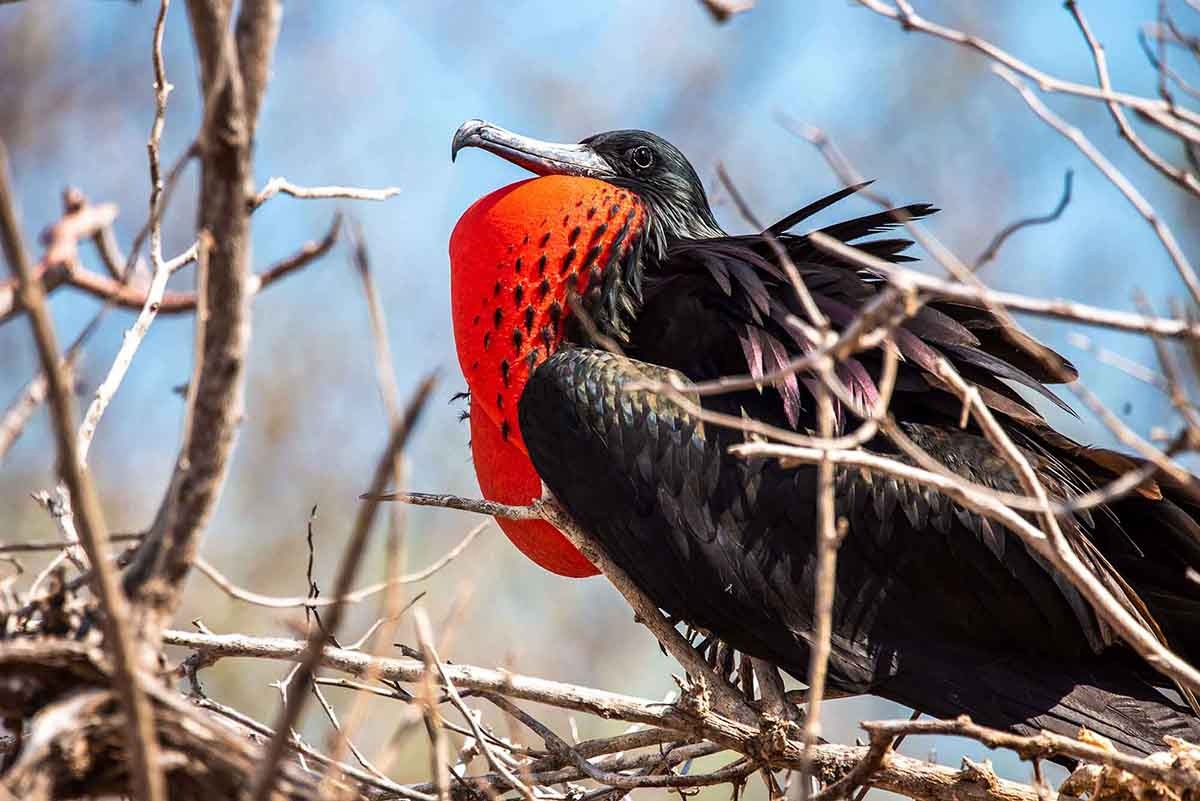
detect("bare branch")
[164,628,1060,801]
[1066,2,1200,198]
[798,386,840,801]
[192,520,487,609]
[852,0,1200,128]
[0,310,101,462]
[248,376,435,801]
[251,177,401,210]
[0,142,166,801]
[974,170,1073,271]
[992,65,1200,305]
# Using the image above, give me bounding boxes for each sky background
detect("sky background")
[3,0,1200,794]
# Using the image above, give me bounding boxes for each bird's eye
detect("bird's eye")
[630,146,654,170]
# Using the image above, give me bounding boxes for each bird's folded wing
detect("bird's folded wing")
[519,347,1112,689]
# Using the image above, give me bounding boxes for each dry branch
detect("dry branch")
[163,628,1068,801]
[251,177,400,210]
[248,377,435,801]
[0,142,166,801]
[125,0,282,639]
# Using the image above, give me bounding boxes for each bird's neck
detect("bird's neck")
[567,198,724,349]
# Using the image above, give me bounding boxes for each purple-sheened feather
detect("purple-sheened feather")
[761,332,802,428]
[905,306,980,347]
[768,301,816,352]
[892,327,944,374]
[942,343,1075,416]
[811,294,857,327]
[705,257,732,295]
[837,356,880,412]
[727,260,772,319]
[739,324,765,383]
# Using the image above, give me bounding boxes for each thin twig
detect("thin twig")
[1067,2,1200,197]
[994,64,1200,306]
[973,170,1074,270]
[0,141,166,801]
[248,376,435,801]
[852,0,1200,127]
[250,177,400,210]
[192,520,486,608]
[163,628,1058,801]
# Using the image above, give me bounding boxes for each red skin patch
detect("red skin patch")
[469,402,596,577]
[450,176,645,577]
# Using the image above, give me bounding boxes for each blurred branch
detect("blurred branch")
[0,309,102,462]
[235,0,282,138]
[0,195,121,325]
[0,533,142,554]
[973,170,1073,271]
[0,215,338,327]
[248,376,435,801]
[250,178,400,211]
[323,222,414,789]
[0,142,166,801]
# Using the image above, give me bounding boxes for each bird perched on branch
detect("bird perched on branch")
[448,118,1200,756]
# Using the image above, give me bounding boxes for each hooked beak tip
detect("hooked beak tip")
[451,118,488,163]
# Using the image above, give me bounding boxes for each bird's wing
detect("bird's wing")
[518,345,1200,755]
[519,188,1200,741]
[519,346,1106,681]
[651,191,1076,433]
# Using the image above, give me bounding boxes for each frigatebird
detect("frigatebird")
[448,118,1200,755]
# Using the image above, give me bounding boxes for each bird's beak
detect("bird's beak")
[452,119,613,178]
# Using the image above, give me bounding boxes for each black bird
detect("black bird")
[450,119,1200,756]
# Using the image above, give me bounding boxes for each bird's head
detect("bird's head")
[452,119,723,253]
[449,119,718,578]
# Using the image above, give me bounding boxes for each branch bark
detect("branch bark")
[163,629,1065,801]
[0,145,166,801]
[124,0,281,641]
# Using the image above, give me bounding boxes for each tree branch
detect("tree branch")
[0,143,166,801]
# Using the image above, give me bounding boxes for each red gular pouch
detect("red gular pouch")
[450,176,646,577]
